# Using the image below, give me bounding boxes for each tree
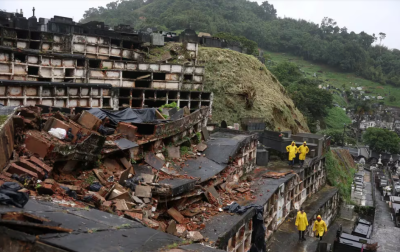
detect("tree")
[363,127,400,153]
[378,32,386,54]
[270,62,302,86]
[79,0,400,88]
[260,1,277,20]
[352,100,374,143]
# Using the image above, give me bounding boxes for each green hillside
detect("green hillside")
[265,50,400,108]
[81,0,400,88]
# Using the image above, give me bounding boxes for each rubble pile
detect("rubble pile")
[0,105,258,244]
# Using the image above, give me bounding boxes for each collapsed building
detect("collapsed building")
[0,9,343,252]
[0,10,211,110]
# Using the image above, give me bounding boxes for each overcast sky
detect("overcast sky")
[1,0,399,50]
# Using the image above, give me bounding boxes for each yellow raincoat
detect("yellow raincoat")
[298,143,309,161]
[286,141,298,161]
[313,217,327,236]
[295,211,308,231]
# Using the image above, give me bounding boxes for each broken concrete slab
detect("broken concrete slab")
[135,185,152,198]
[201,127,210,141]
[132,196,143,204]
[114,138,138,150]
[93,169,108,186]
[118,166,135,186]
[176,224,188,237]
[187,231,203,242]
[145,152,165,170]
[168,107,178,117]
[170,109,184,121]
[166,220,177,235]
[103,158,121,172]
[114,199,129,211]
[156,153,165,161]
[108,190,131,202]
[139,174,154,183]
[167,146,180,159]
[167,207,186,224]
[77,110,102,130]
[116,122,137,142]
[119,157,132,170]
[196,143,207,152]
[183,106,190,116]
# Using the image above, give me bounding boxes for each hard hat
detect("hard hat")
[317,215,321,220]
[304,141,307,144]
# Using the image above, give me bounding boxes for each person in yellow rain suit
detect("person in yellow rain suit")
[313,215,327,241]
[286,141,298,167]
[298,141,309,168]
[295,207,308,241]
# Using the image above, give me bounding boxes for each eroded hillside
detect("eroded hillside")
[198,47,309,133]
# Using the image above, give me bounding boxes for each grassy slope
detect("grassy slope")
[324,107,351,130]
[265,50,400,108]
[327,149,357,202]
[198,47,309,133]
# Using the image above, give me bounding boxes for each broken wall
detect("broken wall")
[0,111,15,171]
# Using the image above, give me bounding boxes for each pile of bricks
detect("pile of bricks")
[0,105,258,244]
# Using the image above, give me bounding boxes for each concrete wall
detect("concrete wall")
[0,112,15,171]
[264,158,327,240]
[0,50,206,91]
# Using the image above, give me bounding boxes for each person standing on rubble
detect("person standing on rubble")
[286,141,298,167]
[298,141,309,168]
[312,215,327,241]
[295,207,308,241]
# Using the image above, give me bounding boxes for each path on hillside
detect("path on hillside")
[372,183,400,252]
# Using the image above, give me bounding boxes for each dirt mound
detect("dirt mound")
[198,47,309,133]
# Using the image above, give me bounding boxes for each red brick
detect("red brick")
[77,111,102,130]
[125,211,143,220]
[24,132,52,158]
[6,163,38,178]
[17,160,45,179]
[29,156,53,173]
[167,207,186,224]
[142,218,160,230]
[116,122,137,142]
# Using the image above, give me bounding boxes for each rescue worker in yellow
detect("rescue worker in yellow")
[298,141,309,168]
[295,207,308,241]
[313,215,327,241]
[286,141,298,167]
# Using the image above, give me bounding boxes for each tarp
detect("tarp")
[87,108,156,125]
[0,182,29,208]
